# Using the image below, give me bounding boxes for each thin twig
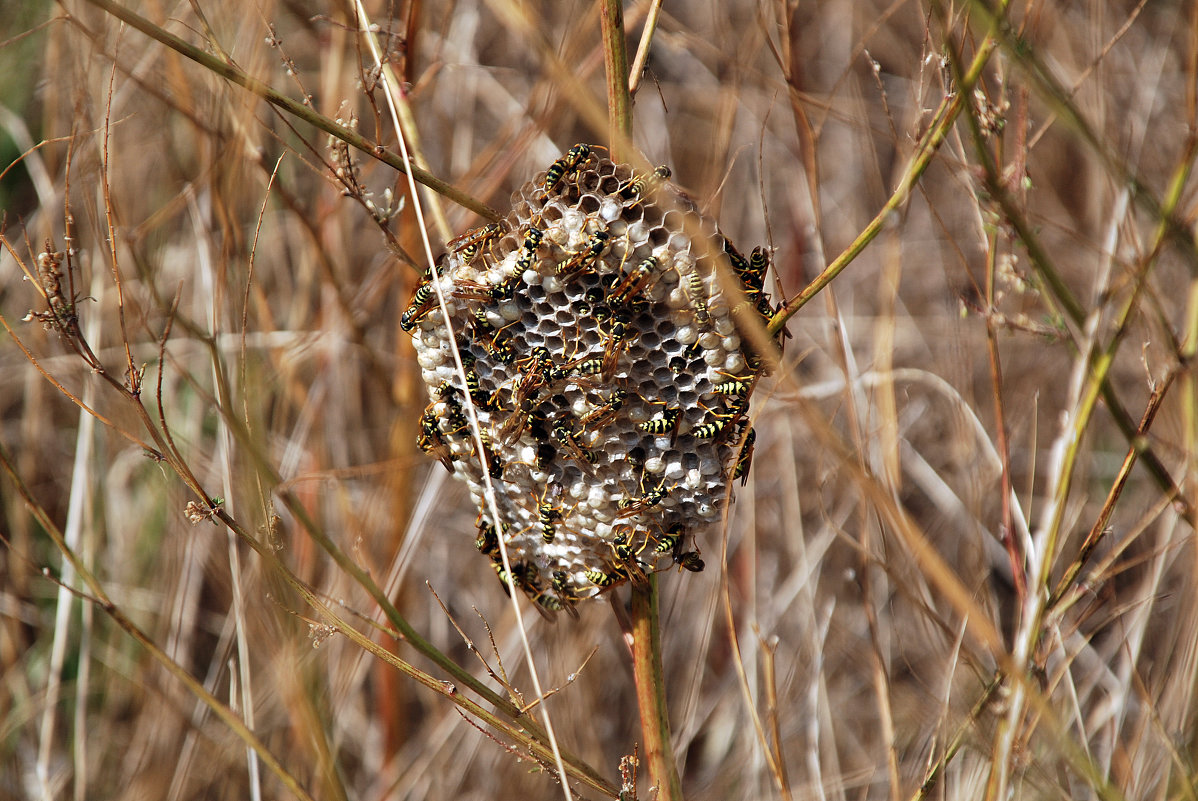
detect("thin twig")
[627,0,663,97]
[77,0,501,222]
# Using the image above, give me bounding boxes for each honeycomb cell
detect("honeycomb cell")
[404,148,778,616]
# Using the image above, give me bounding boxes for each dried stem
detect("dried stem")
[77,0,501,222]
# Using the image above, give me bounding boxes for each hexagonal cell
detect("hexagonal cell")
[403,146,779,617]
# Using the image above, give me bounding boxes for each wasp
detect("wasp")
[530,589,580,621]
[656,524,704,571]
[724,239,751,281]
[499,396,537,444]
[553,422,596,468]
[617,482,671,517]
[692,414,731,439]
[712,376,752,397]
[400,281,437,332]
[599,311,636,377]
[636,406,681,441]
[462,368,500,411]
[551,570,572,594]
[448,222,505,264]
[653,531,680,556]
[681,267,710,324]
[556,230,610,278]
[609,529,649,587]
[535,441,556,472]
[505,347,556,431]
[451,274,521,304]
[694,396,749,440]
[475,515,509,555]
[609,256,659,305]
[417,408,455,472]
[538,572,582,619]
[486,334,516,365]
[536,484,566,542]
[584,567,621,589]
[652,523,684,556]
[620,165,671,205]
[747,246,770,290]
[493,558,540,597]
[577,388,628,431]
[475,431,505,479]
[514,227,545,273]
[439,388,469,433]
[543,143,593,195]
[733,427,757,485]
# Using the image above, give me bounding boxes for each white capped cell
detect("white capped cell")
[600,197,623,221]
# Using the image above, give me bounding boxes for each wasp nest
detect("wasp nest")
[404,145,777,618]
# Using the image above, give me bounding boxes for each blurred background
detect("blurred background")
[2,0,1196,799]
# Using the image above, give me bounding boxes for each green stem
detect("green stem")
[766,28,1000,337]
[599,0,633,159]
[78,0,500,222]
[630,577,683,801]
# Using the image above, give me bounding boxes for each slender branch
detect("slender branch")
[77,0,501,222]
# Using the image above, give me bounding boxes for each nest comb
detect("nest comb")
[404,144,777,618]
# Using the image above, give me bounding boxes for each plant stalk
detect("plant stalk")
[599,0,633,159]
[629,577,683,801]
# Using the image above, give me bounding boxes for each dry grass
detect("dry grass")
[2,0,1197,799]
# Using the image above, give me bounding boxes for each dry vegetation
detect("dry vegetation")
[2,0,1197,799]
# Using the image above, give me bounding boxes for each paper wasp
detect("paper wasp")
[599,309,636,377]
[682,267,710,323]
[535,484,568,543]
[609,256,659,306]
[552,421,596,468]
[514,226,545,273]
[474,514,509,556]
[733,427,757,485]
[556,230,610,278]
[417,408,455,472]
[584,567,621,588]
[400,281,436,332]
[653,523,704,572]
[712,376,752,396]
[636,405,680,444]
[620,165,671,206]
[448,222,505,264]
[543,143,592,195]
[576,388,627,431]
[608,528,649,587]
[617,481,671,518]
